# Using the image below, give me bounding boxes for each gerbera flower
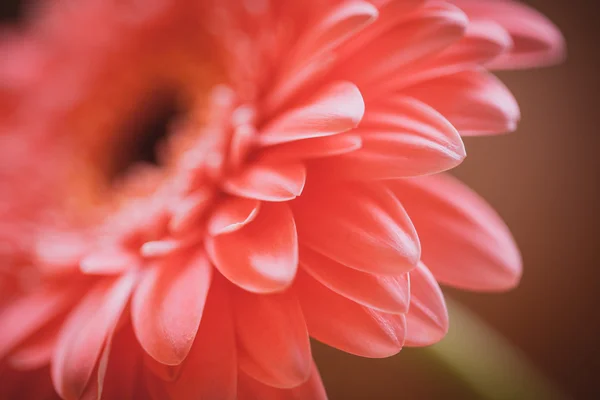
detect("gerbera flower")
[0,0,564,399]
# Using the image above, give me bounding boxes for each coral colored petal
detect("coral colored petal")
[164,276,237,400]
[452,0,566,69]
[404,68,520,136]
[233,288,311,389]
[223,161,306,202]
[168,188,213,235]
[259,82,364,146]
[259,134,362,163]
[312,97,465,179]
[97,324,144,400]
[295,270,405,358]
[80,246,141,275]
[131,252,212,366]
[144,353,182,382]
[292,181,420,275]
[266,1,378,112]
[206,202,298,293]
[0,286,80,360]
[299,245,409,314]
[208,197,261,236]
[52,273,136,400]
[387,174,522,291]
[336,2,467,89]
[405,263,449,347]
[237,362,327,400]
[439,20,513,66]
[8,318,62,370]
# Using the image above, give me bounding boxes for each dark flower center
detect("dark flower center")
[0,0,28,24]
[108,91,182,183]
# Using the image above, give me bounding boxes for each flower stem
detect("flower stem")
[426,298,568,400]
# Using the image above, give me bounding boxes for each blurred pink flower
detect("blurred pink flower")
[0,0,564,398]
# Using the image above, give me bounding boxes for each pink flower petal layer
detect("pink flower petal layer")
[295,270,405,358]
[299,245,409,314]
[388,174,522,291]
[233,288,311,389]
[206,202,298,293]
[405,263,449,347]
[131,252,212,366]
[293,181,420,275]
[237,362,327,400]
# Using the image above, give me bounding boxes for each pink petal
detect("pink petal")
[206,202,298,293]
[258,134,362,163]
[164,276,237,400]
[405,263,449,347]
[312,96,465,179]
[299,245,409,314]
[80,247,141,275]
[232,288,311,389]
[404,68,520,136]
[0,285,80,360]
[295,270,405,358]
[144,353,182,382]
[97,324,144,400]
[223,161,306,202]
[8,318,62,370]
[52,273,136,400]
[259,82,364,146]
[452,0,566,69]
[387,174,522,291]
[351,16,513,99]
[168,188,214,235]
[336,2,467,90]
[237,362,327,400]
[131,251,212,366]
[266,1,378,112]
[292,181,420,275]
[438,20,513,66]
[208,196,261,236]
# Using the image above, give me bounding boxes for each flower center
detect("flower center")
[108,91,182,183]
[0,0,27,24]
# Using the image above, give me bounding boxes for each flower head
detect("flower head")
[0,0,564,398]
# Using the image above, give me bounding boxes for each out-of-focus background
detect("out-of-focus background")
[314,1,600,399]
[1,0,597,399]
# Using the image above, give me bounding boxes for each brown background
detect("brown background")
[314,1,600,399]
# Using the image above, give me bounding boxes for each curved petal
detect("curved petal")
[164,276,237,400]
[292,181,420,275]
[80,246,141,275]
[452,0,566,69]
[336,2,467,91]
[299,245,409,314]
[8,317,62,370]
[206,202,298,293]
[223,161,306,202]
[237,362,327,400]
[266,1,378,112]
[131,251,212,366]
[312,97,465,179]
[208,197,261,236]
[259,134,362,163]
[233,288,311,389]
[387,174,522,291]
[405,263,449,347]
[259,82,364,146]
[404,68,520,136]
[52,273,136,400]
[295,270,405,358]
[0,285,80,360]
[97,324,144,400]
